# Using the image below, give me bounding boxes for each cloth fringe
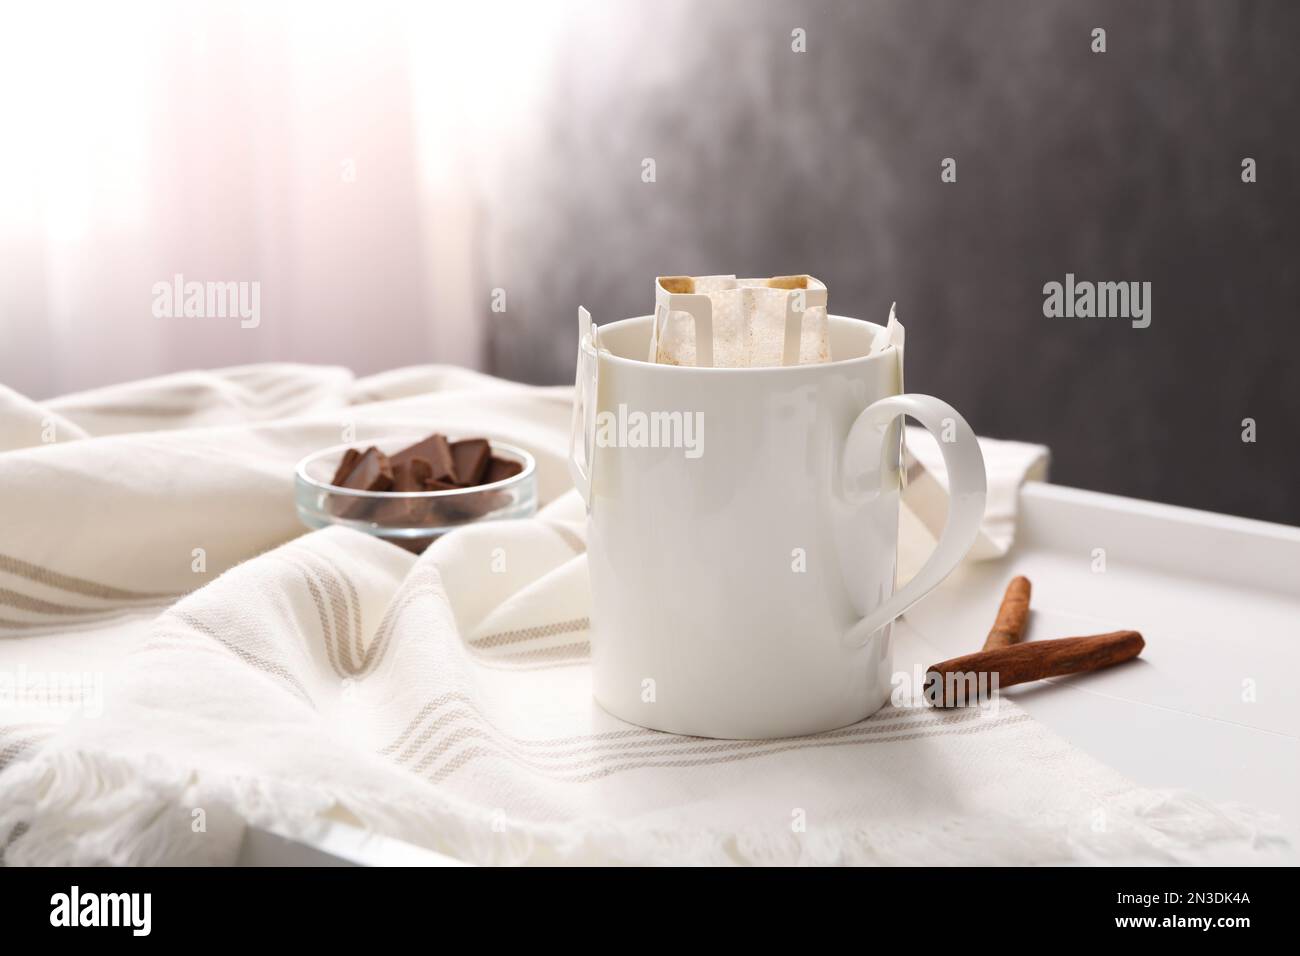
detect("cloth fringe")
[0,745,1282,867]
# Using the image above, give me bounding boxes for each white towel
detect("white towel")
[0,365,1275,865]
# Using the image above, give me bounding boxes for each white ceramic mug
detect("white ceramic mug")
[569,312,986,739]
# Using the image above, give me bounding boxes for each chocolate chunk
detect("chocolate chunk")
[439,456,522,522]
[450,438,491,486]
[481,456,522,485]
[341,447,393,492]
[390,434,455,483]
[373,458,434,523]
[330,447,362,486]
[406,458,434,488]
[409,476,479,526]
[333,446,393,521]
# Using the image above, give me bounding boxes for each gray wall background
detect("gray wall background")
[482,0,1299,524]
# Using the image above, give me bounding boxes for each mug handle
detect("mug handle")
[842,394,987,648]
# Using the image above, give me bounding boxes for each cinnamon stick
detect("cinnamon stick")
[983,575,1031,650]
[925,630,1144,707]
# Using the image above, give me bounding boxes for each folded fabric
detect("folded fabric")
[899,426,1051,583]
[0,365,1275,865]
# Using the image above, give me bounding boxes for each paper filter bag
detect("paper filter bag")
[648,275,832,368]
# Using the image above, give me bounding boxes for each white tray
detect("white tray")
[245,481,1300,865]
[906,481,1300,862]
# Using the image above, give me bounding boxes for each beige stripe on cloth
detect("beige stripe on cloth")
[0,553,178,602]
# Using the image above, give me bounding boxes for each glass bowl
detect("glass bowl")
[294,436,537,553]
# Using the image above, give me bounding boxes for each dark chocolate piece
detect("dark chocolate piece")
[390,434,455,483]
[333,446,393,521]
[450,438,491,486]
[373,458,434,523]
[331,447,362,486]
[341,447,393,492]
[443,456,520,522]
[481,456,522,485]
[406,458,434,489]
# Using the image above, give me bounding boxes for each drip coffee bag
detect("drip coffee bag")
[648,275,832,368]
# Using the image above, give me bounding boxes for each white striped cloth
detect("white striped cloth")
[0,365,1275,865]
